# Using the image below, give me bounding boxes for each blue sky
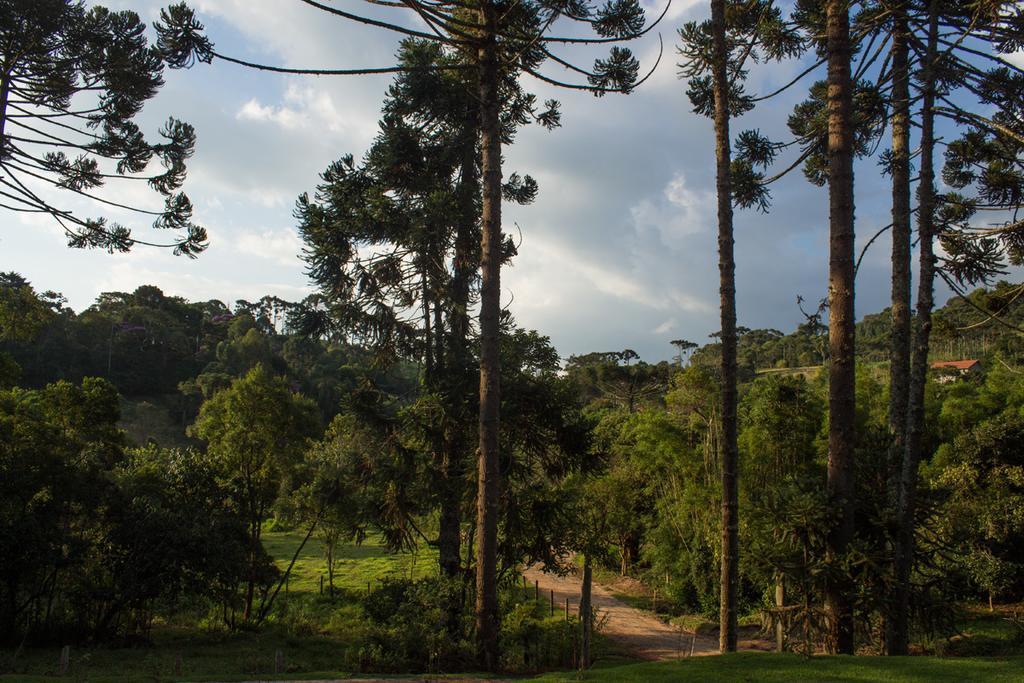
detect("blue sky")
[2,0,1017,361]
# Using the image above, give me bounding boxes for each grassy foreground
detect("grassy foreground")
[539,652,1024,682]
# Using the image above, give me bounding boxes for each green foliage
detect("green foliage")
[0,378,253,644]
[0,0,206,253]
[192,365,319,622]
[927,411,1024,602]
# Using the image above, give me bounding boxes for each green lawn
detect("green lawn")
[538,652,1024,682]
[262,530,439,594]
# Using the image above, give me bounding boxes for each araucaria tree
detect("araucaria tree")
[824,0,857,654]
[157,0,661,666]
[678,0,800,652]
[0,0,206,254]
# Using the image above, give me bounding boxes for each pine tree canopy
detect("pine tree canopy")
[0,0,207,255]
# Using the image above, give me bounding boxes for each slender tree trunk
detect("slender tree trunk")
[895,1,939,656]
[580,554,593,670]
[710,0,739,654]
[825,0,857,655]
[775,574,786,652]
[439,126,478,582]
[887,6,912,498]
[475,7,502,668]
[885,5,913,656]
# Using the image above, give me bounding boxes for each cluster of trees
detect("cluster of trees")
[681,280,1024,375]
[0,377,262,642]
[676,0,1024,656]
[571,347,1024,654]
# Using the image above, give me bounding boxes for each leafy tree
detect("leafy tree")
[929,412,1024,608]
[0,376,124,641]
[564,350,669,413]
[0,0,206,254]
[192,364,319,622]
[156,0,658,662]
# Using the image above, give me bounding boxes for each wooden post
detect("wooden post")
[775,575,786,653]
[565,597,570,621]
[319,575,323,595]
[59,646,70,675]
[534,579,539,602]
[550,589,555,616]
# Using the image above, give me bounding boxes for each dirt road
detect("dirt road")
[522,566,770,661]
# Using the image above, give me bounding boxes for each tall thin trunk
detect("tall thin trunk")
[885,4,913,655]
[895,0,939,656]
[775,574,786,652]
[580,554,593,670]
[474,5,502,668]
[436,129,475,643]
[710,0,739,655]
[887,6,912,496]
[825,0,857,655]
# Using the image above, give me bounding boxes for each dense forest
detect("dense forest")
[2,0,1024,679]
[3,273,1024,671]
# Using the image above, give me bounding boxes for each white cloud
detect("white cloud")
[237,228,304,266]
[236,85,350,134]
[631,171,713,242]
[652,318,676,334]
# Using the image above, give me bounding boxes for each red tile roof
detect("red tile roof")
[931,359,981,370]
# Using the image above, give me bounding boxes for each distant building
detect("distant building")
[930,359,982,382]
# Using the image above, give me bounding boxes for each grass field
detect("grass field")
[539,652,1024,682]
[0,532,440,682]
[262,530,439,594]
[3,533,1022,681]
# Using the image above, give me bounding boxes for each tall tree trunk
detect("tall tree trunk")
[894,0,939,657]
[475,6,502,669]
[580,554,593,670]
[775,574,786,652]
[439,125,479,581]
[825,0,857,655]
[710,0,739,655]
[885,4,913,656]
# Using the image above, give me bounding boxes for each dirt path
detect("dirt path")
[523,566,770,661]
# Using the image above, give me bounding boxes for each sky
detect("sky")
[2,0,1016,362]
